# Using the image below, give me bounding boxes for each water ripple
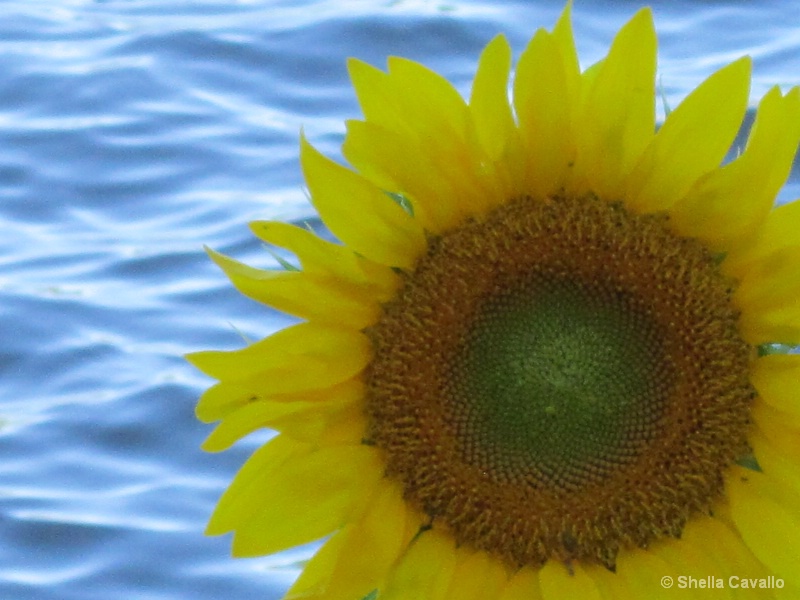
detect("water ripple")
[1,0,798,598]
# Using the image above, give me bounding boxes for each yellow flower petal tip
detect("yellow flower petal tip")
[190,4,800,598]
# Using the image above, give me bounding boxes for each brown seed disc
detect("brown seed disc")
[364,194,755,569]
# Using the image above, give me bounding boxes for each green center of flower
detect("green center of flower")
[455,276,669,489]
[365,193,754,570]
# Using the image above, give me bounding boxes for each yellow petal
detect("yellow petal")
[671,86,800,249]
[616,547,699,600]
[348,55,468,142]
[301,135,426,268]
[626,57,751,212]
[186,322,371,392]
[574,8,656,200]
[582,563,632,599]
[683,515,773,586]
[230,442,383,556]
[348,58,417,140]
[652,537,735,599]
[469,34,529,204]
[752,399,800,446]
[346,56,503,228]
[751,399,800,465]
[778,581,800,598]
[201,384,363,451]
[724,198,800,277]
[314,398,371,446]
[206,434,304,535]
[734,244,800,344]
[380,529,457,600]
[196,377,363,424]
[285,521,350,600]
[727,465,800,587]
[513,28,575,199]
[202,401,296,451]
[206,248,381,328]
[539,561,602,600]
[286,480,414,600]
[498,567,541,600]
[386,56,470,142]
[470,34,514,160]
[195,380,253,423]
[750,354,800,418]
[552,1,580,97]
[248,220,398,296]
[342,59,454,233]
[343,118,469,232]
[347,56,392,120]
[445,547,509,600]
[750,427,800,498]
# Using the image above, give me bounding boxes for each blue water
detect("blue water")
[1,1,798,598]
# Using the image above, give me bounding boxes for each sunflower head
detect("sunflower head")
[189,4,800,598]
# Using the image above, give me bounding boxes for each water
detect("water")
[1,1,798,598]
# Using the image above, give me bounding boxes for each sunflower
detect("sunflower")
[188,4,800,599]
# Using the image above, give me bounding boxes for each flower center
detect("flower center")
[365,194,755,570]
[454,274,670,491]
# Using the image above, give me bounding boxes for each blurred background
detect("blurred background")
[1,0,798,598]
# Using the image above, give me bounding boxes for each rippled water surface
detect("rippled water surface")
[2,0,799,598]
